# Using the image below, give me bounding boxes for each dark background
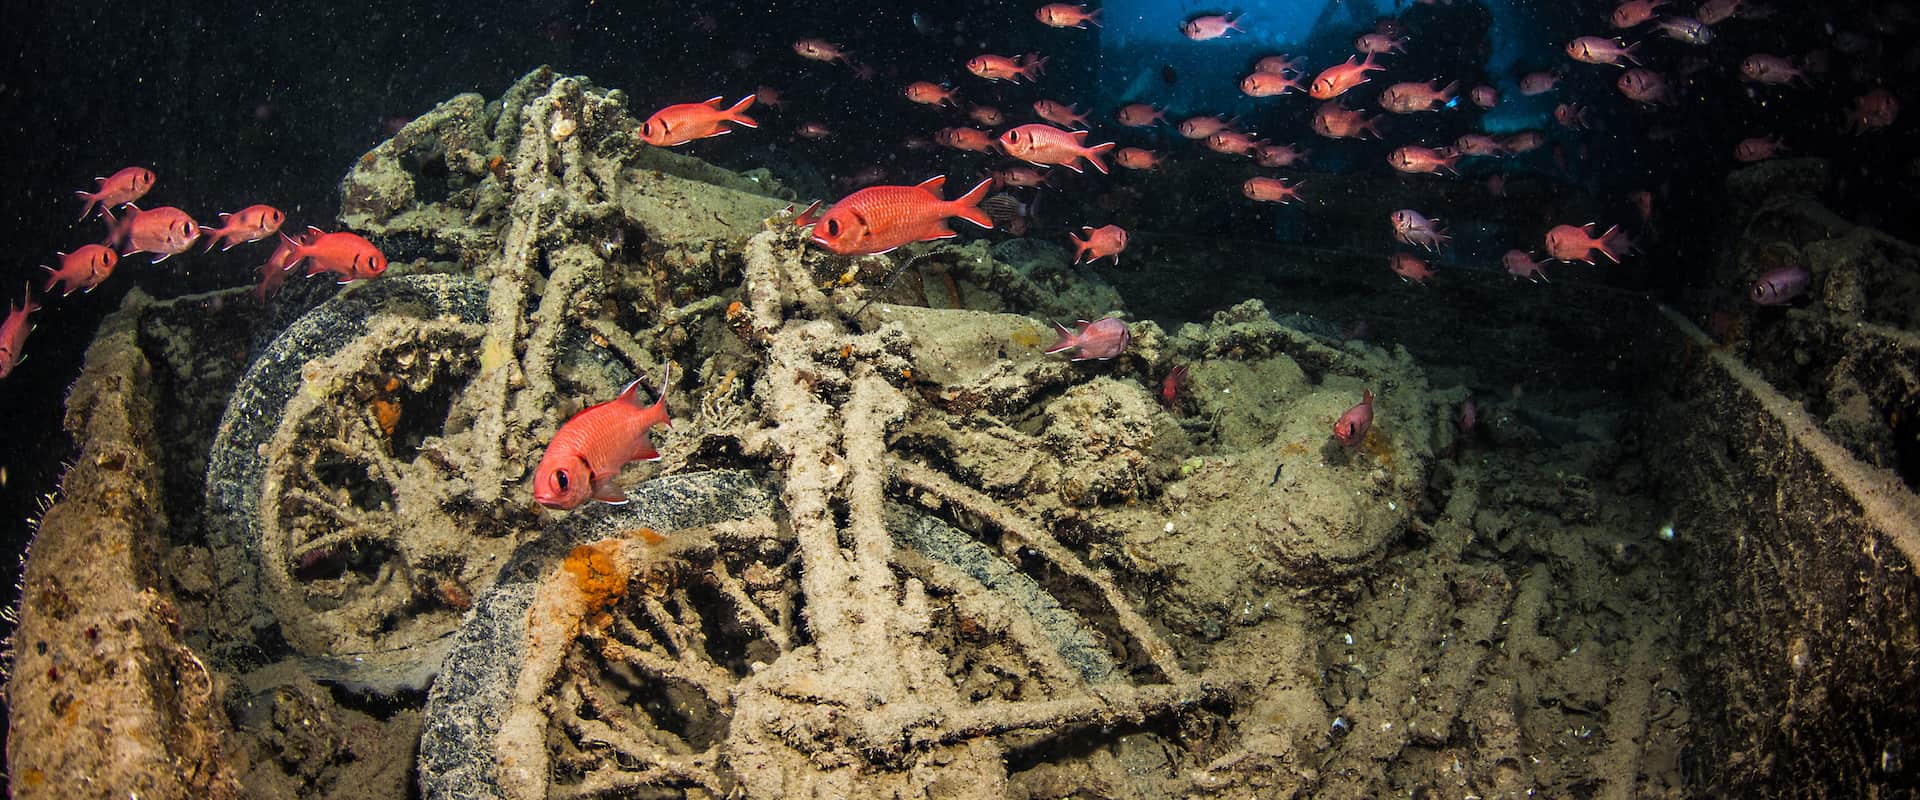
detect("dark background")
[0,0,1913,678]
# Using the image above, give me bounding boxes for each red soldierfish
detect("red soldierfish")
[1544,223,1625,263]
[1182,13,1243,40]
[1470,85,1499,108]
[793,39,852,64]
[1378,80,1458,113]
[1255,144,1310,168]
[1115,103,1167,127]
[1388,145,1460,175]
[1739,54,1803,85]
[1160,364,1189,407]
[75,167,156,222]
[1177,115,1234,139]
[998,124,1116,174]
[1309,53,1385,99]
[252,230,318,303]
[1044,317,1131,361]
[1653,16,1713,44]
[1333,389,1375,448]
[1240,71,1304,97]
[1311,102,1383,139]
[639,95,758,146]
[283,227,389,283]
[533,364,674,509]
[1355,33,1408,54]
[1504,249,1549,282]
[1566,36,1640,66]
[1207,130,1265,156]
[1734,135,1787,162]
[904,82,959,107]
[106,205,201,263]
[1846,89,1898,133]
[42,244,119,296]
[809,175,995,256]
[1390,253,1435,284]
[1611,0,1666,28]
[1035,4,1101,28]
[1256,55,1306,75]
[1392,209,1450,250]
[1069,225,1128,265]
[936,127,997,152]
[1115,147,1164,170]
[1696,0,1744,25]
[967,53,1047,83]
[1242,177,1306,204]
[202,204,287,251]
[1751,266,1810,305]
[1617,68,1671,103]
[1033,99,1090,128]
[1519,72,1560,95]
[0,286,39,380]
[992,166,1049,189]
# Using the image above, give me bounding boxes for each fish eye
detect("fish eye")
[554,469,570,490]
[640,122,651,136]
[826,219,840,236]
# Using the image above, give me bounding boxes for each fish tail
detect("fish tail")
[1083,141,1116,175]
[1623,40,1642,65]
[1088,8,1103,26]
[949,177,996,229]
[629,361,673,423]
[1042,320,1076,354]
[726,94,759,128]
[1596,224,1625,263]
[74,191,97,222]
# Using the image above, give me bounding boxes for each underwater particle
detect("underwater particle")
[1657,521,1676,541]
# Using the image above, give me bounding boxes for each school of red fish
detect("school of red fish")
[15,0,1902,509]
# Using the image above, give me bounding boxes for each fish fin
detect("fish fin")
[1596,224,1625,263]
[701,96,725,108]
[151,252,172,264]
[726,94,758,128]
[950,177,996,229]
[592,481,630,505]
[631,433,662,463]
[793,199,824,227]
[614,376,646,406]
[1363,389,1374,405]
[915,175,948,194]
[1084,141,1115,174]
[1042,320,1076,354]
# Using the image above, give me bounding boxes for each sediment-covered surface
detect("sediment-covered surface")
[7,68,1915,799]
